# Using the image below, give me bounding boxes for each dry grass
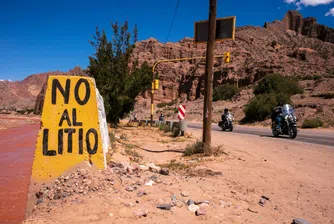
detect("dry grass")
[212,145,228,157]
[184,141,205,156]
[187,168,223,177]
[184,141,228,157]
[157,159,195,171]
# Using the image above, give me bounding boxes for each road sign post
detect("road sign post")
[194,1,235,151]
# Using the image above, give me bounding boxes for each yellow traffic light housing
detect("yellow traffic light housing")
[224,52,230,63]
[154,79,159,90]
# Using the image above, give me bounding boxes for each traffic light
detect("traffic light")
[154,79,159,90]
[224,52,230,63]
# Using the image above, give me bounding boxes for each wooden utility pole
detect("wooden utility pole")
[202,0,217,152]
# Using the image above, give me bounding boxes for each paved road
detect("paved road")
[188,123,334,147]
[0,124,40,224]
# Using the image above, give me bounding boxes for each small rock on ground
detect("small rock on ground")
[292,218,312,224]
[133,209,148,217]
[259,198,266,206]
[125,186,134,192]
[145,180,155,186]
[156,204,172,210]
[137,190,147,197]
[36,199,43,205]
[181,191,190,197]
[188,204,199,213]
[196,208,206,216]
[159,168,169,175]
[187,199,195,206]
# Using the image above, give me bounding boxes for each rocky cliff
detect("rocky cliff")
[131,11,333,125]
[132,11,333,104]
[281,10,333,43]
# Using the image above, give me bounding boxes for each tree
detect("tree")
[88,21,152,126]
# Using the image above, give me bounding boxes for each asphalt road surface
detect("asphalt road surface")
[188,123,334,147]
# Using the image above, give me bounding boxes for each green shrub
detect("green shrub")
[213,84,240,101]
[312,75,321,80]
[157,100,177,108]
[243,93,291,122]
[302,118,323,129]
[157,102,168,108]
[243,73,303,122]
[253,74,303,96]
[167,99,177,106]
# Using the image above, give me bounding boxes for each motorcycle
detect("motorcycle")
[218,113,234,132]
[272,104,297,139]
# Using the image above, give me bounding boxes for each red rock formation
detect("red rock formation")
[132,23,333,104]
[273,10,334,43]
[0,67,87,112]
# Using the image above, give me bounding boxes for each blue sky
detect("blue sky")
[1,0,333,81]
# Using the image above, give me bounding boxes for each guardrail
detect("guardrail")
[138,119,188,136]
[139,119,179,129]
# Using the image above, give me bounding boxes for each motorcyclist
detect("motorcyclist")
[159,113,164,121]
[221,108,229,122]
[271,101,283,130]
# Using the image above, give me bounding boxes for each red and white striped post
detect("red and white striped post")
[178,105,186,120]
[178,105,186,136]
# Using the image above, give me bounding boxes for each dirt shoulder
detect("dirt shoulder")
[23,123,334,224]
[0,114,40,130]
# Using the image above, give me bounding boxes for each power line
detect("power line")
[165,0,181,43]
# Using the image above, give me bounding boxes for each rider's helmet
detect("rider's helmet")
[224,108,229,114]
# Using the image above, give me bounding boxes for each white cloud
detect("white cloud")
[284,0,334,10]
[325,7,334,16]
[299,0,334,6]
[284,0,297,3]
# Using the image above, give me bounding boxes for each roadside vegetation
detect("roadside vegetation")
[302,118,323,129]
[213,84,240,101]
[184,140,227,157]
[87,21,152,127]
[157,100,177,108]
[243,73,303,122]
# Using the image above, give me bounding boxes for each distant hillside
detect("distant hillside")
[0,67,87,111]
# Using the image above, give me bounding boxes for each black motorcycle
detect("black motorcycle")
[272,104,297,139]
[218,113,234,132]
